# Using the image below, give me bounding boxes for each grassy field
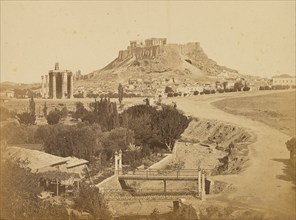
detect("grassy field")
[213,91,295,137]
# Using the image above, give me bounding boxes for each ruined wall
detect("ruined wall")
[118,45,163,60]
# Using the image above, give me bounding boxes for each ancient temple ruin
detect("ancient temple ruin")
[41,63,74,99]
[118,37,167,60]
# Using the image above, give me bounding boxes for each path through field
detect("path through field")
[168,91,295,218]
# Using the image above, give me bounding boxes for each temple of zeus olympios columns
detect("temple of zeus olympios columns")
[41,63,74,99]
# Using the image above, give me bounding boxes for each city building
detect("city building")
[272,74,296,87]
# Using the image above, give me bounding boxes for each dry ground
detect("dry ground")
[212,91,296,137]
[109,90,295,219]
[166,90,296,219]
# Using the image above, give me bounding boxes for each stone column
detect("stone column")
[45,75,49,98]
[198,169,202,197]
[114,151,118,175]
[52,74,56,99]
[41,76,44,98]
[118,149,122,175]
[69,74,74,99]
[60,73,64,99]
[201,171,206,201]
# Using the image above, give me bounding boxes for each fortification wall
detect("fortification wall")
[118,45,164,60]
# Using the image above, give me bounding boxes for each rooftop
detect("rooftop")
[273,74,295,79]
[3,147,88,173]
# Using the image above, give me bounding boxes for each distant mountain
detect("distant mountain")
[0,81,41,91]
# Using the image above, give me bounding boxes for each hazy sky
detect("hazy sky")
[1,1,295,83]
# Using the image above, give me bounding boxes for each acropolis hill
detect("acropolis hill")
[74,38,244,94]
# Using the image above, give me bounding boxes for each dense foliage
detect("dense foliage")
[73,183,111,219]
[0,159,68,220]
[46,109,62,124]
[17,112,36,125]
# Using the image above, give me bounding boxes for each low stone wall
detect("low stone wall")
[96,174,121,191]
[147,153,176,170]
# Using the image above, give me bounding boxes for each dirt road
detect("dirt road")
[167,90,295,218]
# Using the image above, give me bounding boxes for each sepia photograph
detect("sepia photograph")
[0,1,295,219]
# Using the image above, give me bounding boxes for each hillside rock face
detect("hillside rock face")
[86,42,238,84]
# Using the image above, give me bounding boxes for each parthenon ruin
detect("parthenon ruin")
[118,37,167,60]
[41,63,74,99]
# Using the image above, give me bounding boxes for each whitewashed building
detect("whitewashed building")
[272,74,296,86]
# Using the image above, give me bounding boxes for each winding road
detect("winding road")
[167,90,295,218]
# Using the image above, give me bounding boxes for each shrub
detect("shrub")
[47,110,61,125]
[17,112,36,125]
[243,86,250,91]
[167,92,174,97]
[193,91,199,95]
[73,93,84,98]
[0,106,11,121]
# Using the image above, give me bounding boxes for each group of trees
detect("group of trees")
[0,106,16,121]
[121,104,190,152]
[2,96,190,169]
[166,82,250,97]
[46,106,68,125]
[0,159,69,220]
[2,101,190,167]
[82,98,120,130]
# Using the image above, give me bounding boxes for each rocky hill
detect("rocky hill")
[76,41,240,90]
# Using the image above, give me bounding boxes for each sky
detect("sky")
[1,1,295,83]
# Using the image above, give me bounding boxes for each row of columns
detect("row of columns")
[42,63,74,99]
[47,72,74,99]
[41,75,49,98]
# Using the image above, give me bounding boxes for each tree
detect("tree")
[286,137,296,165]
[101,127,135,160]
[46,110,61,125]
[74,183,111,219]
[73,102,88,119]
[39,123,103,161]
[17,112,36,125]
[222,82,228,90]
[155,105,190,152]
[118,83,124,104]
[0,106,11,121]
[0,159,68,220]
[234,82,244,92]
[60,106,68,118]
[144,98,150,105]
[1,122,38,145]
[165,86,174,93]
[87,98,119,130]
[193,91,199,95]
[29,96,36,116]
